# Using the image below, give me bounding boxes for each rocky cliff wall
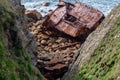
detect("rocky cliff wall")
[0,0,44,79]
[8,0,38,65]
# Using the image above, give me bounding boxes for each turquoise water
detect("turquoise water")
[21,0,120,16]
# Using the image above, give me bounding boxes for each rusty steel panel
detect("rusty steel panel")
[47,6,67,27]
[69,3,104,29]
[45,2,105,37]
[56,21,81,37]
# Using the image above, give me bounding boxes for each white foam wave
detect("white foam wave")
[21,0,120,16]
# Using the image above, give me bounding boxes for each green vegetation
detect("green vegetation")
[0,0,44,80]
[74,18,120,80]
[0,0,13,12]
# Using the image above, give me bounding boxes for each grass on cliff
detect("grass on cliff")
[74,17,120,80]
[0,0,44,80]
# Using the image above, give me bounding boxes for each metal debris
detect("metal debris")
[44,1,105,37]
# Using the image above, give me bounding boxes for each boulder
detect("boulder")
[47,10,53,16]
[25,10,42,22]
[42,2,50,6]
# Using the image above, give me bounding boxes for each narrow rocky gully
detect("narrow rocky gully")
[25,2,104,79]
[26,13,84,80]
[27,16,82,80]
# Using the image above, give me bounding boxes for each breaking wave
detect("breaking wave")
[21,0,120,16]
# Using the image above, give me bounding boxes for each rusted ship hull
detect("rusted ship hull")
[44,2,105,37]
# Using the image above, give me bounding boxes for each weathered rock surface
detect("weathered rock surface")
[0,0,44,79]
[10,1,40,66]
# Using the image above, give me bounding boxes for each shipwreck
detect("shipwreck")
[44,1,105,37]
[38,1,105,80]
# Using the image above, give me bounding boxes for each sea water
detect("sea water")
[21,0,120,16]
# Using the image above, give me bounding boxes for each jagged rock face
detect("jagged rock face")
[7,0,38,65]
[0,0,44,80]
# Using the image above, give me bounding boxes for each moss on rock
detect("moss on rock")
[0,0,44,80]
[74,17,120,80]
